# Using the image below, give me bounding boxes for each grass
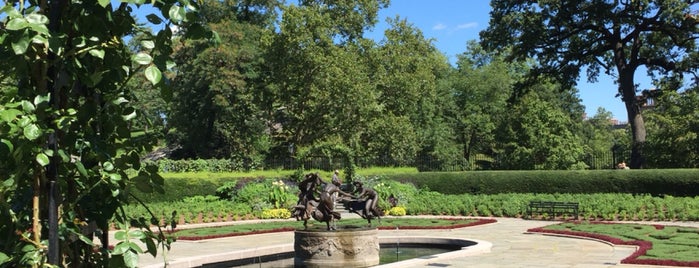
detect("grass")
[529,221,699,266]
[170,217,494,241]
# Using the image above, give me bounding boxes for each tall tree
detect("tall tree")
[481,0,699,168]
[497,83,587,170]
[644,88,699,168]
[451,41,515,168]
[264,1,386,157]
[367,17,457,169]
[0,1,209,266]
[168,0,279,162]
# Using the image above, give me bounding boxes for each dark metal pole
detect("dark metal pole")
[46,0,64,264]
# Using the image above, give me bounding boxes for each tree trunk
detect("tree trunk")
[619,70,646,169]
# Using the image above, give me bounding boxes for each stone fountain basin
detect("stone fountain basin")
[151,234,492,268]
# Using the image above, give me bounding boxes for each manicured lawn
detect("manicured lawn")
[529,221,699,266]
[170,217,495,241]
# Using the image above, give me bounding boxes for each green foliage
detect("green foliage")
[260,208,292,219]
[0,1,212,266]
[390,169,699,196]
[481,0,699,168]
[644,89,699,168]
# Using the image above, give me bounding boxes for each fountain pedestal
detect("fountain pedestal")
[294,227,379,268]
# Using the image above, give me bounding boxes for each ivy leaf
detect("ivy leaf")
[133,52,152,65]
[144,65,162,85]
[23,124,41,140]
[36,152,50,166]
[103,161,114,171]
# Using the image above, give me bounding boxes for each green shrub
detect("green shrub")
[388,169,699,196]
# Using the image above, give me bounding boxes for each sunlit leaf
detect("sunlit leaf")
[144,65,162,85]
[133,52,152,65]
[1,139,13,152]
[128,230,145,240]
[103,161,114,171]
[75,162,88,177]
[3,178,15,187]
[112,97,129,105]
[168,5,185,22]
[0,109,22,122]
[0,251,9,265]
[98,0,111,8]
[33,93,50,106]
[25,14,48,25]
[114,231,127,241]
[21,100,35,112]
[23,124,41,140]
[141,40,155,49]
[11,33,30,55]
[89,49,105,59]
[6,18,29,30]
[36,153,50,166]
[122,108,137,121]
[123,250,139,268]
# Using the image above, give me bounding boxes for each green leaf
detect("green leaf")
[6,18,29,30]
[0,251,9,265]
[146,14,163,25]
[114,231,127,241]
[11,33,30,55]
[2,179,13,188]
[134,175,153,193]
[36,153,50,166]
[0,139,13,152]
[75,162,88,177]
[168,5,185,22]
[89,49,105,59]
[21,100,35,112]
[103,161,114,171]
[25,14,48,25]
[141,40,155,49]
[0,109,22,122]
[123,250,139,268]
[98,0,111,8]
[23,124,41,140]
[133,52,152,65]
[144,65,162,85]
[128,230,145,240]
[145,237,157,257]
[33,94,50,107]
[122,108,137,121]
[112,97,129,105]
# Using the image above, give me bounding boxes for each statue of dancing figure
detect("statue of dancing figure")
[348,181,383,226]
[292,173,352,230]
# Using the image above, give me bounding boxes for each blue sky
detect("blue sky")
[365,0,656,121]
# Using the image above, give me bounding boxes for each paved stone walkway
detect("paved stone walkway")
[136,217,699,268]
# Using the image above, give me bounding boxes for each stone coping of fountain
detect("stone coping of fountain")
[145,236,492,268]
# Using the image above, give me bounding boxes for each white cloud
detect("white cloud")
[432,23,447,30]
[456,22,478,29]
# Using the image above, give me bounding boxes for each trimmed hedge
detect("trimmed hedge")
[129,174,240,203]
[387,169,699,197]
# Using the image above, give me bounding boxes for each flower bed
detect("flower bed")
[527,222,699,267]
